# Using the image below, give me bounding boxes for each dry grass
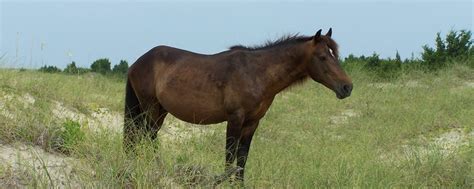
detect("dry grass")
[0,64,472,188]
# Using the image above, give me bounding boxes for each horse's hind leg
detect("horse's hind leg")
[145,101,168,140]
[124,79,146,151]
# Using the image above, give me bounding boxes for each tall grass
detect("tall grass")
[0,64,472,188]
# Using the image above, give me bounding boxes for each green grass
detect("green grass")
[0,64,473,188]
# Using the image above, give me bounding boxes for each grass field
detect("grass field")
[0,64,473,188]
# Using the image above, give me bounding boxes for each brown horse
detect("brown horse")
[124,28,352,183]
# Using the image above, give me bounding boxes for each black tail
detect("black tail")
[123,79,144,151]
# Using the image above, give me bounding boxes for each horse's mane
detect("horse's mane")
[229,34,312,51]
[229,33,339,58]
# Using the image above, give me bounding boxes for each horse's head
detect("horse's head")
[306,28,352,99]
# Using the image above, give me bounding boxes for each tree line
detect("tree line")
[342,30,472,78]
[39,58,129,77]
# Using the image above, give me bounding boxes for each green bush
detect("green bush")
[364,52,381,69]
[421,30,472,70]
[91,58,111,75]
[112,60,129,75]
[64,61,90,74]
[76,67,91,74]
[38,65,61,73]
[55,119,85,154]
[64,61,79,74]
[356,53,402,79]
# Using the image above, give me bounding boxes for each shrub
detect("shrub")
[365,52,381,69]
[64,61,79,74]
[91,58,111,74]
[76,67,91,74]
[54,119,85,154]
[421,30,472,70]
[38,65,61,73]
[64,61,90,74]
[112,60,129,75]
[377,59,401,79]
[357,52,402,79]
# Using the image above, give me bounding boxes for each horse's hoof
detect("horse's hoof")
[213,166,243,186]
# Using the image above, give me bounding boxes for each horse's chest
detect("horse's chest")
[247,97,274,120]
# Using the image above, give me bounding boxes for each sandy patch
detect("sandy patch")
[3,93,14,101]
[432,129,470,155]
[51,101,216,142]
[20,93,36,108]
[89,107,123,132]
[464,81,474,88]
[404,80,427,88]
[51,102,123,133]
[52,101,87,124]
[0,92,36,119]
[0,92,16,119]
[449,81,474,94]
[381,128,472,163]
[329,109,358,125]
[159,117,219,143]
[0,102,15,120]
[367,83,397,89]
[368,80,427,89]
[0,143,82,188]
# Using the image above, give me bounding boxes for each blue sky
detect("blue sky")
[1,0,472,68]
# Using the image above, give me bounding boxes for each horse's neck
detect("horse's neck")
[259,46,309,97]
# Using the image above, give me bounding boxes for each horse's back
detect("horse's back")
[128,45,241,124]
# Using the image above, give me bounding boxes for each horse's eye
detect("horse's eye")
[319,56,327,61]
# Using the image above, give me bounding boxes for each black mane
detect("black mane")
[229,34,313,51]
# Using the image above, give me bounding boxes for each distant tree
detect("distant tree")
[38,65,61,73]
[445,30,471,59]
[435,33,446,58]
[421,33,446,68]
[91,58,111,74]
[76,67,90,74]
[64,61,90,74]
[344,54,358,63]
[112,60,129,75]
[365,52,380,69]
[421,45,437,64]
[395,51,401,63]
[64,61,79,74]
[422,30,472,69]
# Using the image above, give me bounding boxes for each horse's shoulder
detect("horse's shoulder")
[220,49,253,60]
[148,45,195,63]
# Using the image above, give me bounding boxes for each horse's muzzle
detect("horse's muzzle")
[336,83,353,99]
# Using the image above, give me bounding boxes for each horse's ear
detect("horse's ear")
[315,29,322,38]
[326,28,332,37]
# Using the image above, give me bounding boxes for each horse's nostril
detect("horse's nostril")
[342,84,352,93]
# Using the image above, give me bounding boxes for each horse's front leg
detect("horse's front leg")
[215,111,245,185]
[236,120,259,182]
[225,111,245,171]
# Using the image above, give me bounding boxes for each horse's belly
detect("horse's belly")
[168,110,226,125]
[157,93,227,125]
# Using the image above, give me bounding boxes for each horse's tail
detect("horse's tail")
[123,78,143,151]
